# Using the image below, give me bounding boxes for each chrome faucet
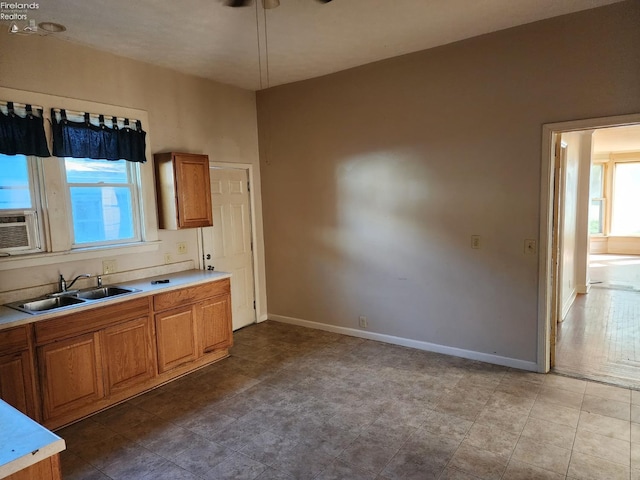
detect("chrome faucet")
[59,273,92,293]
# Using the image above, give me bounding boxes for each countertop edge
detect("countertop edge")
[0,270,232,331]
[0,400,66,479]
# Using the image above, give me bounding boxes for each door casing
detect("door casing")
[537,113,640,373]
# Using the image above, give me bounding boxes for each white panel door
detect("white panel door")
[202,168,255,330]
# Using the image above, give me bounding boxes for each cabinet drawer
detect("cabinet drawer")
[35,297,150,345]
[0,325,29,356]
[153,279,230,312]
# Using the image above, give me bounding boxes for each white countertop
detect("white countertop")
[0,269,232,331]
[0,400,65,479]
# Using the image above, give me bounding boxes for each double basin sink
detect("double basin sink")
[6,286,140,315]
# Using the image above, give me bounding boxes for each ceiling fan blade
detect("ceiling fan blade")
[317,0,333,3]
[225,0,252,6]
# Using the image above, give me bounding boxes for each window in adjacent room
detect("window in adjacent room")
[611,161,640,236]
[588,163,605,235]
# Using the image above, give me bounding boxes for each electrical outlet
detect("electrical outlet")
[358,315,368,329]
[524,239,537,254]
[471,235,481,249]
[102,260,117,274]
[177,242,188,254]
[164,253,173,264]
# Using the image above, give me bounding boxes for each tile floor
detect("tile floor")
[60,321,640,480]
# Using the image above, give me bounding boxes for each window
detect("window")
[0,153,43,253]
[588,163,605,235]
[0,90,158,265]
[1,153,33,210]
[611,162,640,235]
[64,158,141,247]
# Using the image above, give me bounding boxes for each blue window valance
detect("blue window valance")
[0,102,51,157]
[51,109,147,163]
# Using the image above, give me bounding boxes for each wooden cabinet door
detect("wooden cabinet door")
[174,154,213,228]
[0,351,36,418]
[155,306,198,373]
[101,317,155,395]
[38,333,104,422]
[199,294,233,354]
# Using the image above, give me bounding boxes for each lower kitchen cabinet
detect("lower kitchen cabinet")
[0,350,37,419]
[200,294,232,353]
[154,278,233,373]
[38,332,104,422]
[101,316,155,395]
[0,325,38,420]
[4,277,231,430]
[155,306,198,373]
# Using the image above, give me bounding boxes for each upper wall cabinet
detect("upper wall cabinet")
[154,152,213,229]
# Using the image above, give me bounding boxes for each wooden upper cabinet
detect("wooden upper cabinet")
[154,152,213,229]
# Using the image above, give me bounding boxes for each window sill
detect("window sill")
[0,241,161,272]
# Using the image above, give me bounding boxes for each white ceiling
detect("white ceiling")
[25,0,624,91]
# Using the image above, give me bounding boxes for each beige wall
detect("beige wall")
[257,1,640,365]
[0,34,267,318]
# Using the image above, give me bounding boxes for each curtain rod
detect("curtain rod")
[51,107,142,125]
[0,100,45,111]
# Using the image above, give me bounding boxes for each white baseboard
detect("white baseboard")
[268,313,538,372]
[576,284,591,294]
[561,289,577,320]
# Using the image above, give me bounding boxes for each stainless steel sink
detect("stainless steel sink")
[10,296,86,313]
[5,285,140,315]
[75,286,139,300]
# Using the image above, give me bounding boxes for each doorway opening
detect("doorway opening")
[538,114,640,387]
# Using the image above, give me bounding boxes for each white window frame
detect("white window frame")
[62,157,144,249]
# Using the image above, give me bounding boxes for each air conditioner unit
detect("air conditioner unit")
[0,212,42,254]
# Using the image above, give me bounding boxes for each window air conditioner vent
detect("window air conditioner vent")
[0,212,41,252]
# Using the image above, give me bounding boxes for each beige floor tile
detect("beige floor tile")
[464,423,519,457]
[495,377,541,399]
[503,459,565,480]
[585,382,631,403]
[537,386,584,410]
[530,399,580,428]
[544,374,587,394]
[633,390,640,406]
[582,394,631,421]
[573,429,630,466]
[448,442,509,480]
[633,468,640,480]
[486,391,536,411]
[633,423,640,443]
[633,405,640,424]
[520,417,576,449]
[438,467,482,480]
[422,411,473,442]
[578,411,631,441]
[633,443,640,470]
[511,436,571,475]
[567,451,630,480]
[475,405,530,434]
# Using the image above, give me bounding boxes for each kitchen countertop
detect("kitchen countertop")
[0,270,231,331]
[0,400,65,479]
